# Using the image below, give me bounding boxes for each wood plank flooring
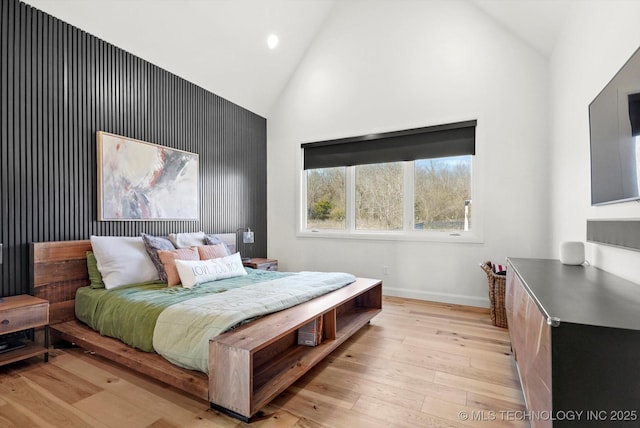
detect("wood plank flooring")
[0,297,528,427]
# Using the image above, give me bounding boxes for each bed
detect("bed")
[30,239,382,422]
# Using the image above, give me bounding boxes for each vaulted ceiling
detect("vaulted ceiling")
[21,0,575,117]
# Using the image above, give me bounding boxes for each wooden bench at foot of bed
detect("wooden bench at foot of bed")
[31,240,382,422]
[209,276,382,421]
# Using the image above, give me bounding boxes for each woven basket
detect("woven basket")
[480,262,508,329]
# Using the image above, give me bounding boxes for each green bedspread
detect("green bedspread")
[75,269,291,352]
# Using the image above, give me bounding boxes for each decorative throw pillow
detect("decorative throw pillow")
[195,243,230,260]
[169,231,206,249]
[90,236,160,290]
[86,251,105,289]
[175,252,247,289]
[204,234,234,254]
[157,247,200,286]
[141,233,176,282]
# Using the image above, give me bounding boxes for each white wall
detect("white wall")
[268,0,550,307]
[550,0,640,284]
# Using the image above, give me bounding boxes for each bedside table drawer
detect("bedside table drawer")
[0,303,49,334]
[256,262,278,271]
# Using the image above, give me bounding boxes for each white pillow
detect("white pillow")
[90,236,160,289]
[175,252,247,289]
[169,231,206,248]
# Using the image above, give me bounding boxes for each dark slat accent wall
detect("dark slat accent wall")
[0,0,267,297]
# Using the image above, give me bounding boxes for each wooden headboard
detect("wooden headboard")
[30,240,92,325]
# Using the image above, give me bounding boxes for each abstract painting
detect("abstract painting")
[97,132,199,221]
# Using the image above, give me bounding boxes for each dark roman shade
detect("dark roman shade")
[302,120,476,170]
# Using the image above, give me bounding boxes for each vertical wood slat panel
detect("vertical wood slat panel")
[0,0,267,297]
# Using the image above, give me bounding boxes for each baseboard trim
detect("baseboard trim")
[382,286,490,308]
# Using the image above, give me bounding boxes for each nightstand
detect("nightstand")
[242,258,278,271]
[0,295,50,366]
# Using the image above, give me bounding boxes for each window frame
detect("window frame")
[298,156,482,244]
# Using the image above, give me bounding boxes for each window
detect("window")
[302,121,477,238]
[306,167,346,230]
[414,156,472,231]
[356,162,403,230]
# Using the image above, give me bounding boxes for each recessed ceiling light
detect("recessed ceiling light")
[267,34,279,50]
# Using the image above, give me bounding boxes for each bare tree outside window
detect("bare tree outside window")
[355,162,403,230]
[414,156,472,231]
[304,156,472,233]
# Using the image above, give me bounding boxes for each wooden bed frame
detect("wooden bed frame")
[30,240,382,422]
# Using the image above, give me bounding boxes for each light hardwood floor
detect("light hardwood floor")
[0,296,528,427]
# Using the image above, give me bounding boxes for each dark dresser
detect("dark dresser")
[506,258,640,428]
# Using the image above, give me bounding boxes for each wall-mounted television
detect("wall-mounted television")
[589,46,640,205]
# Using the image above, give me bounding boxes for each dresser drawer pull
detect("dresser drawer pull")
[1,319,9,325]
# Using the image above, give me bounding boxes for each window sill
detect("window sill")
[296,230,484,244]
